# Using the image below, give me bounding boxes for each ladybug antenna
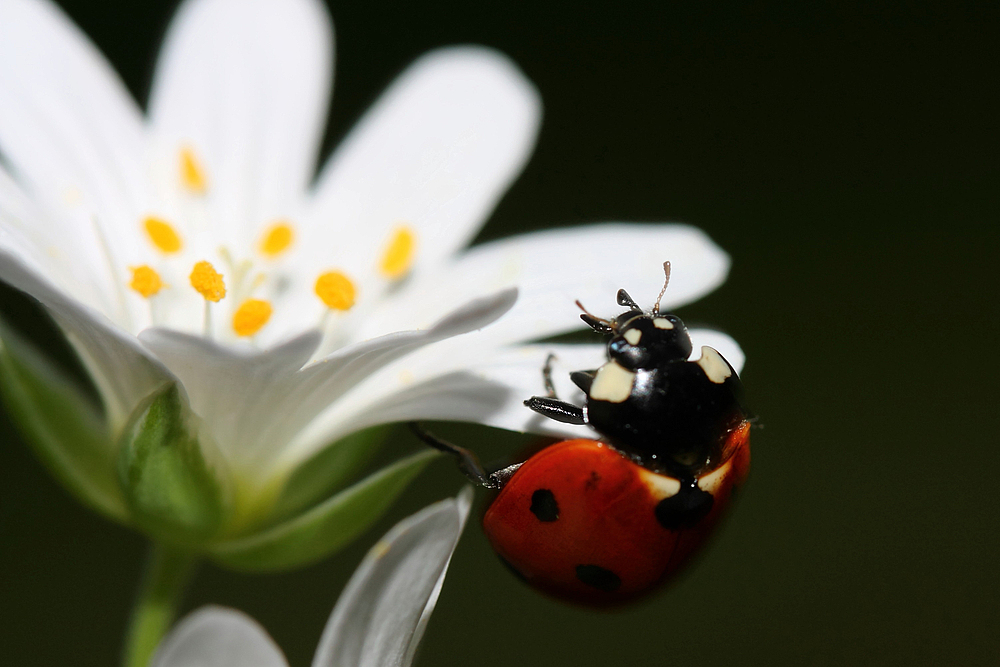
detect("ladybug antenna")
[653,261,671,315]
[408,422,513,489]
[576,300,614,334]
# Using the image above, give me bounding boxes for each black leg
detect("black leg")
[409,422,505,489]
[542,353,558,398]
[523,396,587,425]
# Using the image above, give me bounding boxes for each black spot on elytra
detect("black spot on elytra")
[655,482,714,530]
[575,564,622,592]
[530,489,559,522]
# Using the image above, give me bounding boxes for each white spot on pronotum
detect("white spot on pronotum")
[589,361,636,403]
[624,328,642,345]
[653,317,674,330]
[697,346,732,384]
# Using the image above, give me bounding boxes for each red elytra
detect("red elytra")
[482,422,750,606]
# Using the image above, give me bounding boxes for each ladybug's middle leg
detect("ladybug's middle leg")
[542,353,558,397]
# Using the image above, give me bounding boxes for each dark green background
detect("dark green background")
[2,1,998,665]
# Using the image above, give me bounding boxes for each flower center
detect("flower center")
[124,145,424,340]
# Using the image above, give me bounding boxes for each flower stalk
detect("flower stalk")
[122,543,198,667]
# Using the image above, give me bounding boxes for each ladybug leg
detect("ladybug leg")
[523,396,586,425]
[408,422,509,489]
[544,354,598,397]
[542,353,558,397]
[526,353,587,424]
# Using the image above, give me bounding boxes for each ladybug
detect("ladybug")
[411,262,750,606]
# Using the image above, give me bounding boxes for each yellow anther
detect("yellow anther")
[190,261,226,302]
[314,271,356,311]
[380,226,416,279]
[232,299,272,337]
[128,265,165,298]
[180,145,208,194]
[143,216,183,253]
[260,221,294,257]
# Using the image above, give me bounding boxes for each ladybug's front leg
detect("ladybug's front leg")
[523,396,586,425]
[524,353,587,425]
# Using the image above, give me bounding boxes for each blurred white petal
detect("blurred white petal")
[140,289,516,476]
[0,0,146,321]
[154,490,473,667]
[359,223,729,344]
[149,0,333,249]
[151,606,288,667]
[313,487,473,667]
[306,47,540,294]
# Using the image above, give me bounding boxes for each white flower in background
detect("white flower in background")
[0,0,742,562]
[151,489,472,667]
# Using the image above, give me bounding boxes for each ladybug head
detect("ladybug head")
[577,262,693,370]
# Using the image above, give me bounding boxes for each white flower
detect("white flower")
[0,0,742,560]
[151,489,473,667]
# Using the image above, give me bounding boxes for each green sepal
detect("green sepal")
[117,383,227,544]
[269,425,391,522]
[209,448,438,571]
[0,318,126,521]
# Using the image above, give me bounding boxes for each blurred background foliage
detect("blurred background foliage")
[2,1,998,665]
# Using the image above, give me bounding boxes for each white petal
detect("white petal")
[138,328,322,473]
[360,223,730,345]
[313,488,473,667]
[140,288,516,477]
[0,0,148,322]
[304,47,539,292]
[151,606,288,667]
[148,0,333,248]
[0,165,109,314]
[336,343,604,441]
[0,248,173,433]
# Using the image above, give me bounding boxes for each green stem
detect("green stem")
[121,542,198,667]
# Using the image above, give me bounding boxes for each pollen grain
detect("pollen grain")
[260,221,294,257]
[180,145,208,194]
[232,299,272,337]
[143,216,183,253]
[380,226,416,279]
[190,261,226,302]
[129,265,165,298]
[315,271,356,311]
